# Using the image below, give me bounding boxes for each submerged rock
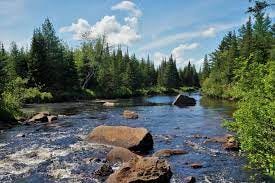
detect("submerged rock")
[153,149,188,157]
[107,147,140,163]
[87,125,153,153]
[123,110,138,119]
[107,156,172,183]
[172,94,196,107]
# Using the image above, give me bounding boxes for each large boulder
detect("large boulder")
[172,94,196,107]
[153,149,188,157]
[107,147,140,163]
[107,156,172,183]
[123,110,138,119]
[87,125,153,153]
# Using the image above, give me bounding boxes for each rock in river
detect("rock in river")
[28,112,58,123]
[205,134,239,151]
[172,94,196,107]
[153,149,188,157]
[107,156,172,183]
[123,110,139,119]
[107,147,140,163]
[87,125,153,153]
[28,112,50,123]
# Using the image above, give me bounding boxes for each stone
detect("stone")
[87,125,153,153]
[107,156,172,183]
[94,163,114,177]
[47,115,58,123]
[28,112,50,123]
[107,147,140,163]
[190,163,203,169]
[153,149,188,157]
[205,134,234,143]
[205,134,239,151]
[123,110,138,119]
[184,176,196,183]
[222,137,239,151]
[172,95,196,107]
[15,133,25,138]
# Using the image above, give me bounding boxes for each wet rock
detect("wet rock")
[87,125,153,153]
[123,110,138,119]
[205,134,239,151]
[15,133,25,138]
[190,163,203,169]
[172,94,196,107]
[103,102,116,107]
[28,112,50,123]
[222,137,239,151]
[47,115,58,123]
[205,134,234,143]
[27,112,58,124]
[153,149,188,157]
[107,156,172,183]
[184,176,196,183]
[94,163,114,177]
[107,147,140,163]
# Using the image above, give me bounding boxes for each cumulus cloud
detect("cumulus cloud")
[60,18,91,40]
[59,1,142,45]
[153,43,201,69]
[171,43,199,59]
[111,1,142,17]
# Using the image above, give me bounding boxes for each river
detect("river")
[0,93,271,182]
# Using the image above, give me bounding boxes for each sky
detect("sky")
[0,0,275,69]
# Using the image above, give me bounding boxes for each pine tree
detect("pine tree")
[201,54,210,81]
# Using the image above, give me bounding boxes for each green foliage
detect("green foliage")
[204,1,275,175]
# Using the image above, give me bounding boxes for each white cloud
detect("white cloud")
[60,16,140,45]
[201,27,216,37]
[138,22,239,52]
[60,1,142,45]
[171,43,199,59]
[60,18,91,40]
[153,43,200,69]
[111,1,142,17]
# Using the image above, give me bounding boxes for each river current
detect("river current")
[0,94,272,182]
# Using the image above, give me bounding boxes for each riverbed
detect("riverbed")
[0,94,270,182]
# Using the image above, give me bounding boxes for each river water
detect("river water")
[0,94,272,182]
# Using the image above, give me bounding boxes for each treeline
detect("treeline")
[0,18,200,121]
[201,1,275,175]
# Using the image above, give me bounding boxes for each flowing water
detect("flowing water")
[0,93,272,182]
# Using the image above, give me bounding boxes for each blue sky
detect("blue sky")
[0,0,274,69]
